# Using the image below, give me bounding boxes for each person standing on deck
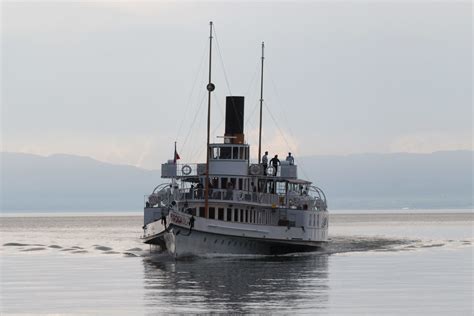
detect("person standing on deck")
[262,151,269,175]
[286,152,294,165]
[269,155,280,176]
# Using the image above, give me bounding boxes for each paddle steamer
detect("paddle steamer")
[141,22,328,257]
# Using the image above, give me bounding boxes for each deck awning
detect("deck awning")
[286,179,311,185]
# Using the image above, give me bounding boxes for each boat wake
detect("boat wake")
[2,236,471,259]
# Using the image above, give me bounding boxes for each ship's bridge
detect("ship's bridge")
[208,143,249,176]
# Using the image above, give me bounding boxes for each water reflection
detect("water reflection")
[142,254,329,313]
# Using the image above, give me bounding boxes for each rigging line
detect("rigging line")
[242,75,260,150]
[180,92,207,153]
[266,67,311,180]
[193,119,224,164]
[193,117,225,163]
[212,25,233,97]
[244,70,260,125]
[245,100,261,156]
[187,131,204,162]
[266,66,296,141]
[262,99,291,148]
[245,61,261,97]
[263,100,310,180]
[187,117,207,161]
[183,118,204,162]
[175,42,209,142]
[213,26,247,137]
[244,101,259,138]
[179,63,209,158]
[188,94,224,161]
[245,100,259,129]
[214,90,225,120]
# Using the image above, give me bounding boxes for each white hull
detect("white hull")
[143,210,328,257]
[146,226,326,257]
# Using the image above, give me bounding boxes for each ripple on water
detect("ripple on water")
[20,247,46,252]
[49,245,62,249]
[421,243,445,248]
[71,250,88,254]
[95,246,113,251]
[126,247,143,252]
[324,236,416,254]
[3,243,30,247]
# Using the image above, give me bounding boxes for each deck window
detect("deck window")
[239,147,244,159]
[221,177,228,189]
[218,208,224,220]
[232,147,239,159]
[212,177,219,189]
[209,207,215,219]
[220,147,231,159]
[276,182,286,195]
[226,208,232,221]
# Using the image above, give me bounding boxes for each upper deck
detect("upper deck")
[162,143,297,179]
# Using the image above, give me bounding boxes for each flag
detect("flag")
[174,142,180,163]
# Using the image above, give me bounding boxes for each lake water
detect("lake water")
[1,212,472,315]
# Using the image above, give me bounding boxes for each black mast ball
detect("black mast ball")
[207,83,215,92]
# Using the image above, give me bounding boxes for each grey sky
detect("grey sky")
[1,1,472,169]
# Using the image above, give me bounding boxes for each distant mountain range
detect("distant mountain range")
[1,151,472,212]
[1,152,160,212]
[298,151,472,210]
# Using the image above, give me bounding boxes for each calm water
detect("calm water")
[1,212,472,315]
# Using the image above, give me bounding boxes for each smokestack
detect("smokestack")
[224,96,244,144]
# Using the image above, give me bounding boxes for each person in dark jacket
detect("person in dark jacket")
[269,155,280,176]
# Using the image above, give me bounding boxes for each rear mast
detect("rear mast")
[258,42,265,164]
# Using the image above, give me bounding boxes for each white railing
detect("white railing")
[174,188,282,206]
[144,184,326,212]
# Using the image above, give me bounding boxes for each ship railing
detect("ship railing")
[144,185,326,210]
[161,162,206,178]
[308,186,328,211]
[174,188,281,206]
[144,183,172,208]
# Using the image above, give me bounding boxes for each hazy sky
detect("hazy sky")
[1,1,472,169]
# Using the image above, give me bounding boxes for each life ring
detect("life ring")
[266,166,275,176]
[181,164,192,175]
[249,164,261,175]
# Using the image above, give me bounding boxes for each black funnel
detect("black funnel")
[225,96,244,137]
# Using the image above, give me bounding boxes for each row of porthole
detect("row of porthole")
[202,237,255,248]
